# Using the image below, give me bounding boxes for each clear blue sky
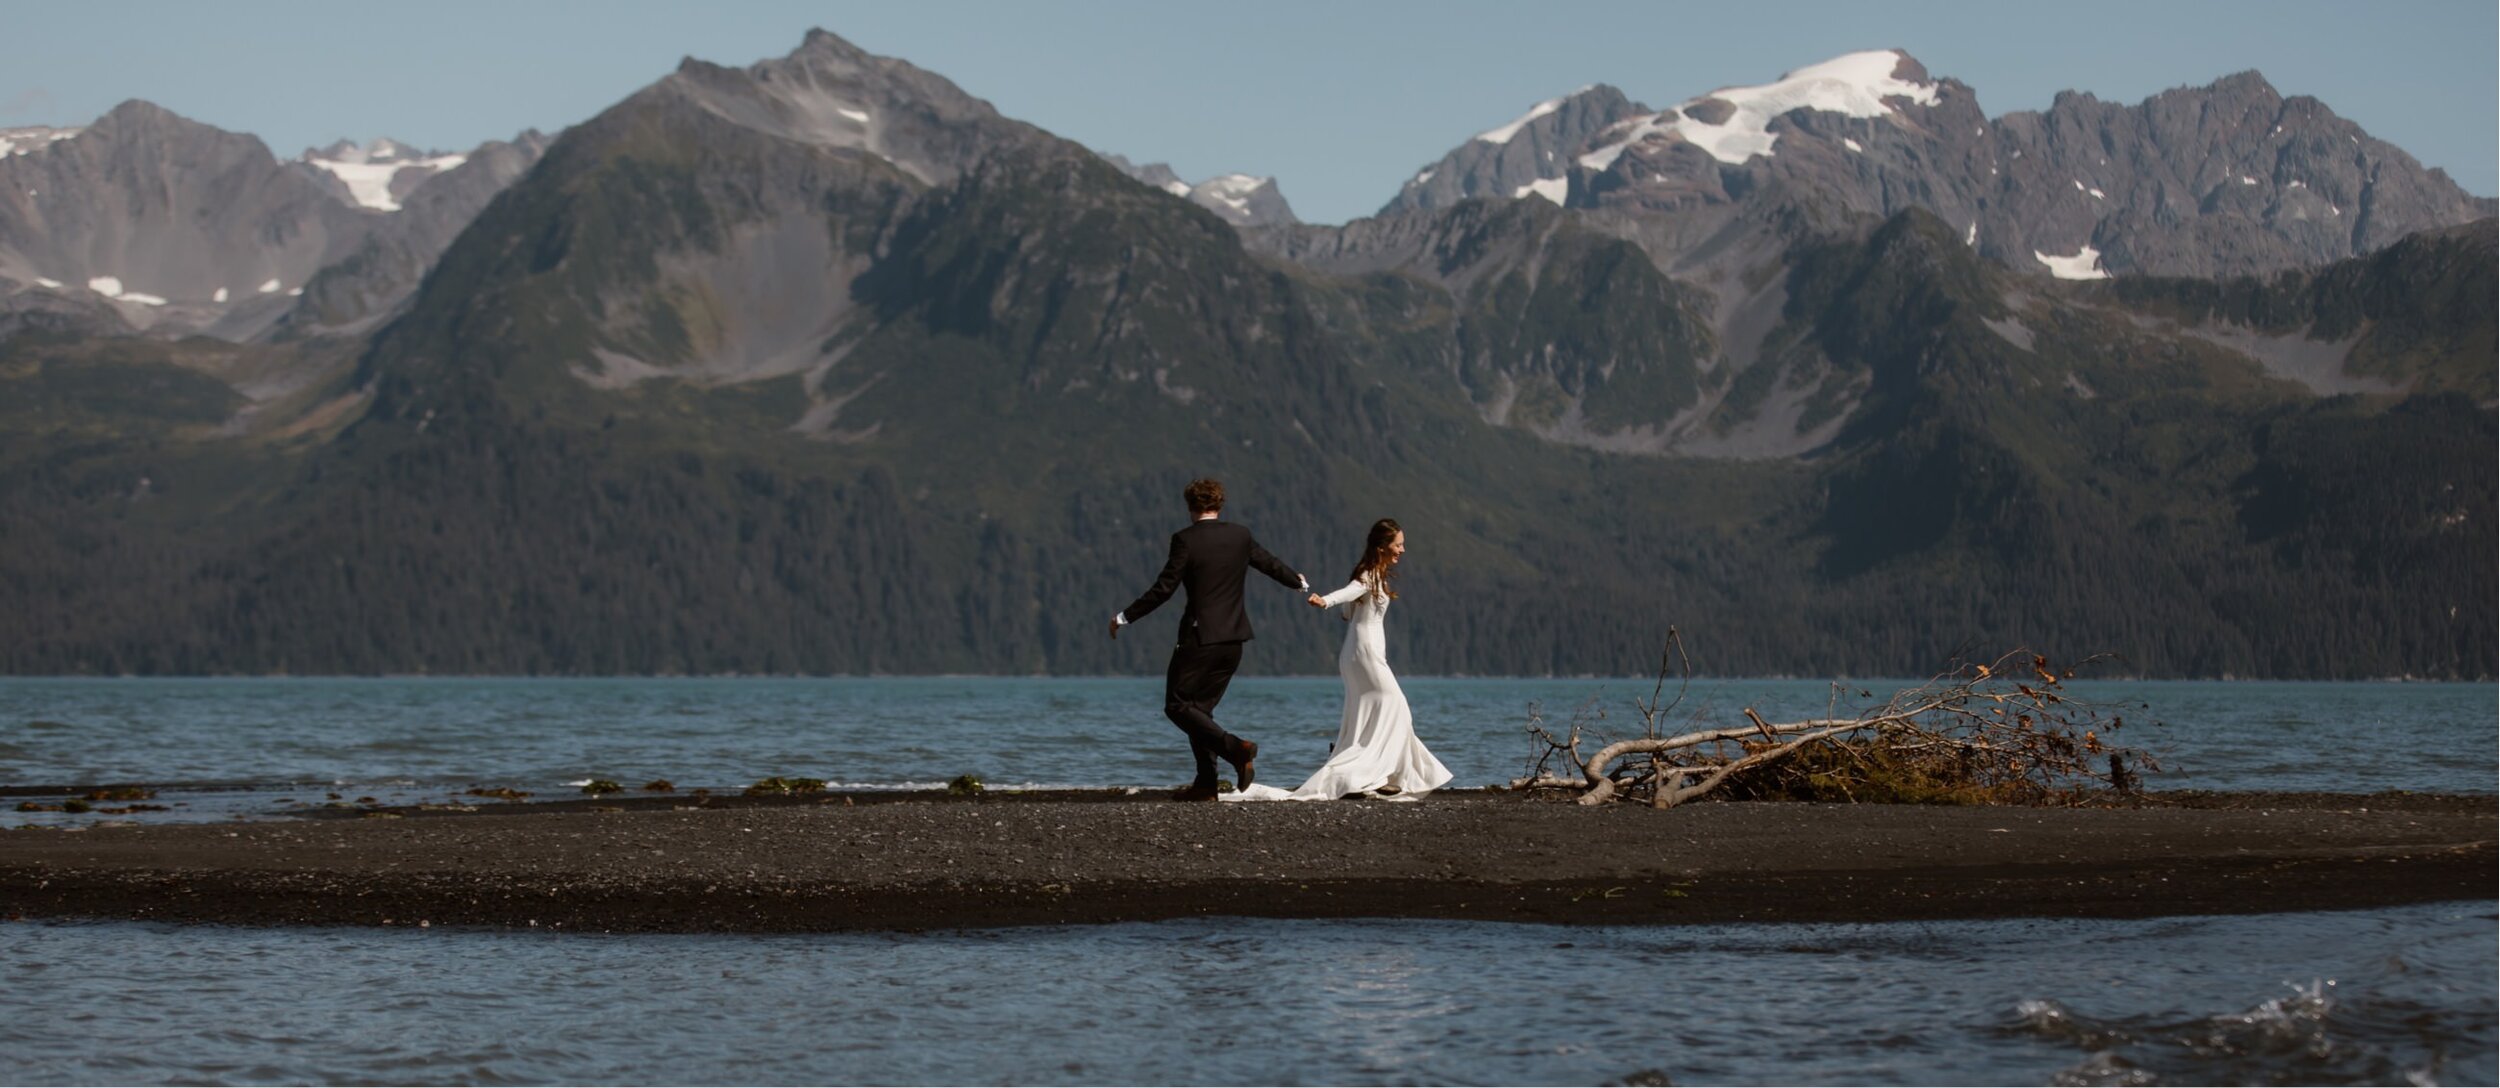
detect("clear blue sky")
[10,0,2494,224]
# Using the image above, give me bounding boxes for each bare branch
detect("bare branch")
[1523,640,2152,809]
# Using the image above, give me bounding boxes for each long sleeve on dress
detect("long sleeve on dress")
[1317,577,1370,610]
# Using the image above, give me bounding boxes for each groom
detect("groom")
[1110,478,1309,801]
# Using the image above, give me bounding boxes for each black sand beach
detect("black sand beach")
[0,791,2488,932]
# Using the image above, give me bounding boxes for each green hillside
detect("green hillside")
[0,91,2488,678]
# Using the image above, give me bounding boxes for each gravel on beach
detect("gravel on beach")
[0,790,2489,932]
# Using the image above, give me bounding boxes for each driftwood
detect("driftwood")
[1514,634,2150,808]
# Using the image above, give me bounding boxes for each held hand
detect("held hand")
[1305,593,1326,608]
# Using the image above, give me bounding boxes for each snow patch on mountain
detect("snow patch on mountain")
[1514,177,1568,205]
[2034,245,2111,280]
[302,139,468,211]
[1475,92,1577,145]
[1195,174,1265,219]
[668,64,900,175]
[1101,153,1296,226]
[0,126,79,157]
[1581,50,1939,171]
[87,275,167,305]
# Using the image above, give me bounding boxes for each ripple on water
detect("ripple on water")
[0,905,2490,1084]
[2,678,2494,805]
[2013,977,2477,1087]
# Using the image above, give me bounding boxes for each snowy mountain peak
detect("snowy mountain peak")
[0,125,81,157]
[1098,153,1193,197]
[1379,83,1643,217]
[1100,154,1299,227]
[1187,174,1297,226]
[299,139,468,211]
[1474,85,1601,145]
[1581,49,1938,171]
[1198,174,1264,199]
[305,136,435,166]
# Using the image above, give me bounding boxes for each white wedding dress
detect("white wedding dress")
[1226,573,1452,802]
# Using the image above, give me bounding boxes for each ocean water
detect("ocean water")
[0,678,2490,823]
[1,905,2490,1085]
[1,679,2491,1085]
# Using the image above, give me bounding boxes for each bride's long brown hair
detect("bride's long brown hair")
[1348,518,1402,601]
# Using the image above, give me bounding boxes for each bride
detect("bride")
[1226,518,1452,802]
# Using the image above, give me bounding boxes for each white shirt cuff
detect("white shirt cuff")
[1111,613,1128,626]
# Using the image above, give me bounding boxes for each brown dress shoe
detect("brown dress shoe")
[1224,738,1258,792]
[1170,783,1219,802]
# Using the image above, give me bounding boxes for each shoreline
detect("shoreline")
[1,791,2489,933]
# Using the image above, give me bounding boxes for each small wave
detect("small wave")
[2193,978,2336,1057]
[2016,978,2468,1086]
[2014,997,2133,1050]
[2048,1050,2158,1087]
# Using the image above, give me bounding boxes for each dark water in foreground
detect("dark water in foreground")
[3,905,2491,1085]
[1,679,2491,1085]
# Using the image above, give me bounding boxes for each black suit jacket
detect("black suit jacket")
[1122,519,1302,646]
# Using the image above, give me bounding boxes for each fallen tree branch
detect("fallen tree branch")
[1513,645,2154,808]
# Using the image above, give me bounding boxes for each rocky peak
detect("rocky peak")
[1376,50,2486,280]
[1577,50,1940,177]
[0,98,547,342]
[1379,83,1644,216]
[0,100,362,336]
[298,137,471,212]
[278,129,550,337]
[78,98,270,158]
[1099,153,1192,198]
[658,26,1039,186]
[792,26,874,65]
[1186,173,1297,227]
[2196,69,2282,103]
[1985,67,2490,276]
[87,98,188,134]
[1101,153,1298,226]
[305,137,432,164]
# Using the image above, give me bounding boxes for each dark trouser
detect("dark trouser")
[1164,640,1247,787]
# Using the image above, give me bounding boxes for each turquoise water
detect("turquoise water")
[0,679,2490,823]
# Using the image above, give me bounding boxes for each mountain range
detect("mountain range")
[1099,154,1299,227]
[0,31,2489,678]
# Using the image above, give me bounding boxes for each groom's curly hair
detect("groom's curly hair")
[1184,478,1225,515]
